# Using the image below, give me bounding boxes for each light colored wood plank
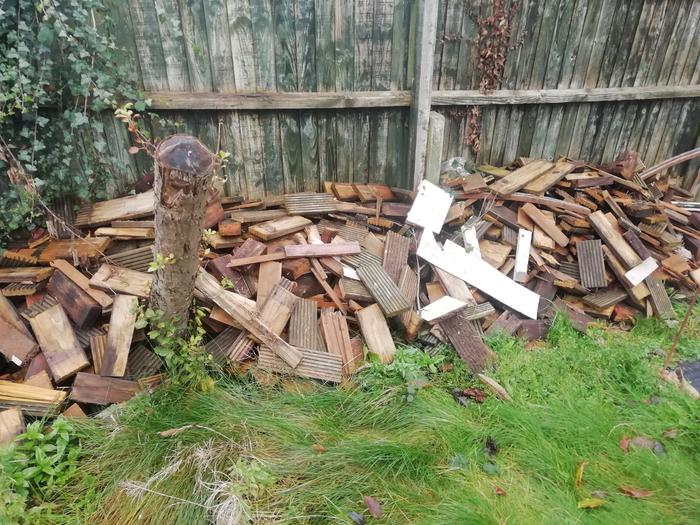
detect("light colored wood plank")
[249,216,312,241]
[89,263,152,298]
[356,303,396,364]
[0,408,24,445]
[75,190,154,227]
[256,261,282,307]
[50,260,113,308]
[101,295,139,377]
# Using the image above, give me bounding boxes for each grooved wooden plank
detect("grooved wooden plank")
[0,267,53,283]
[69,373,139,404]
[0,250,39,267]
[258,346,342,383]
[342,248,382,270]
[284,193,338,214]
[521,203,568,247]
[101,295,139,377]
[461,302,496,321]
[29,304,89,382]
[74,191,154,227]
[89,264,152,298]
[397,265,420,337]
[645,276,676,320]
[588,210,642,269]
[582,288,628,310]
[289,299,325,352]
[204,327,243,365]
[577,239,607,288]
[320,308,357,374]
[338,277,373,302]
[104,245,154,272]
[488,160,555,196]
[382,231,410,284]
[357,262,411,317]
[89,334,106,375]
[440,312,495,373]
[2,282,43,297]
[20,296,58,320]
[356,303,396,364]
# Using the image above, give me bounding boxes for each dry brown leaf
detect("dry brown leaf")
[575,461,588,489]
[363,495,383,518]
[158,424,194,437]
[620,486,653,499]
[495,486,507,496]
[128,146,140,155]
[619,435,631,453]
[311,443,327,453]
[662,429,678,439]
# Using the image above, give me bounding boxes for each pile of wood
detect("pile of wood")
[1,154,699,441]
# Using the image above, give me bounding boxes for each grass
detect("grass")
[14,304,700,524]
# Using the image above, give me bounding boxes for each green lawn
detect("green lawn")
[6,306,700,524]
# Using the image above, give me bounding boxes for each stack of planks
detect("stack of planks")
[1,151,699,435]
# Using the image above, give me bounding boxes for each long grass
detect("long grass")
[38,305,700,524]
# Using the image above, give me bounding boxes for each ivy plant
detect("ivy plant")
[0,0,146,243]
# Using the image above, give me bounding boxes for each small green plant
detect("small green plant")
[147,252,177,273]
[202,229,216,246]
[220,276,235,290]
[135,304,215,389]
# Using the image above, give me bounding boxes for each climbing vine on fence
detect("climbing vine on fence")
[0,0,146,242]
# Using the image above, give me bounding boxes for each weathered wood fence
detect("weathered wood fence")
[100,0,700,198]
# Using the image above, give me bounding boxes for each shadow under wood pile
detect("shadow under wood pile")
[1,152,699,440]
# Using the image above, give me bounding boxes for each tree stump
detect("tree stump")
[150,135,215,333]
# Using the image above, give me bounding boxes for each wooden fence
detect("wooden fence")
[98,0,700,198]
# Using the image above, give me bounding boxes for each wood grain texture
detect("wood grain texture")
[101,295,139,377]
[356,303,396,364]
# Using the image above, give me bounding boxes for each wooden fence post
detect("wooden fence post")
[425,111,445,185]
[408,0,439,190]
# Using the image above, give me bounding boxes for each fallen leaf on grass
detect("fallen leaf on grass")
[620,435,631,453]
[463,388,486,403]
[495,486,507,496]
[348,511,365,525]
[363,496,383,518]
[631,436,666,455]
[158,424,195,437]
[620,486,653,499]
[311,443,327,453]
[662,429,678,439]
[575,461,588,489]
[577,498,606,509]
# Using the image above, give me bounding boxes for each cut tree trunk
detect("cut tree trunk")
[150,135,215,333]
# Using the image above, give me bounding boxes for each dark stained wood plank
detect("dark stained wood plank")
[382,231,410,284]
[47,270,102,329]
[576,239,607,289]
[70,373,139,404]
[440,312,495,373]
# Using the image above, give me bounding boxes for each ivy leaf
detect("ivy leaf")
[37,26,54,45]
[133,101,146,112]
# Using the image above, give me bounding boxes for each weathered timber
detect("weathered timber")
[89,334,106,375]
[0,267,53,283]
[338,277,373,302]
[576,239,607,288]
[228,209,288,223]
[69,373,139,404]
[249,216,312,240]
[523,160,577,194]
[289,298,325,352]
[47,270,102,328]
[283,242,361,258]
[89,263,152,298]
[357,262,411,317]
[50,260,113,309]
[489,160,555,196]
[95,227,154,239]
[100,295,139,377]
[0,294,33,339]
[0,316,37,366]
[104,245,154,272]
[258,347,342,383]
[0,380,66,415]
[284,192,338,214]
[356,304,396,363]
[588,211,642,269]
[257,284,299,337]
[320,308,357,373]
[645,276,676,320]
[125,344,162,379]
[256,261,282,307]
[521,203,568,247]
[440,312,495,373]
[29,304,88,382]
[582,289,628,310]
[382,231,410,284]
[204,327,245,365]
[218,219,242,237]
[0,408,25,445]
[75,191,154,227]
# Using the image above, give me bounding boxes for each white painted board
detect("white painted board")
[406,180,454,233]
[625,256,658,286]
[419,295,467,322]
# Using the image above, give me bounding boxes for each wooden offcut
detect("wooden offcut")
[582,289,628,310]
[289,298,325,352]
[256,261,282,307]
[283,242,361,258]
[50,259,113,309]
[0,408,25,445]
[38,237,111,263]
[320,308,357,373]
[75,190,154,227]
[257,284,299,337]
[382,231,410,284]
[488,160,554,196]
[89,263,152,298]
[28,304,89,382]
[0,316,37,366]
[249,216,312,240]
[521,203,568,247]
[440,313,495,373]
[338,277,373,302]
[645,276,676,320]
[0,267,53,283]
[576,239,607,288]
[356,304,396,363]
[69,373,139,404]
[100,295,139,377]
[588,211,641,269]
[356,262,411,317]
[47,270,102,328]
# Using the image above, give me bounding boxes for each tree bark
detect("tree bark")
[150,134,215,333]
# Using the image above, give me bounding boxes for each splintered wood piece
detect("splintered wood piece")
[419,296,467,322]
[356,304,396,364]
[576,239,607,288]
[601,245,650,305]
[50,260,113,308]
[38,237,112,263]
[0,316,37,366]
[125,344,163,379]
[100,295,139,377]
[2,282,44,297]
[488,159,554,195]
[382,231,410,284]
[257,284,299,337]
[256,261,282,307]
[47,270,101,328]
[207,256,253,298]
[357,263,410,317]
[320,308,357,373]
[258,347,342,383]
[521,203,568,247]
[249,216,312,240]
[218,219,242,237]
[95,227,155,239]
[523,159,577,194]
[204,327,245,365]
[588,211,641,270]
[479,240,512,268]
[310,267,347,314]
[228,209,287,224]
[90,334,106,375]
[61,403,87,419]
[0,267,53,283]
[195,270,302,368]
[0,408,24,445]
[513,229,532,282]
[89,263,152,298]
[28,304,89,382]
[75,190,154,227]
[518,320,550,341]
[103,245,154,272]
[406,180,454,233]
[338,278,373,302]
[69,373,139,404]
[284,192,338,214]
[0,294,33,339]
[289,299,325,351]
[645,276,676,320]
[283,242,361,258]
[207,233,245,250]
[582,289,628,310]
[426,281,447,302]
[440,313,495,373]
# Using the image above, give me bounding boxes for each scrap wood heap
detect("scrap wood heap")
[1,152,699,440]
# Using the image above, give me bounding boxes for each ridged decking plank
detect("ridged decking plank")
[382,231,410,284]
[440,312,495,373]
[462,302,496,321]
[126,344,162,379]
[357,262,411,317]
[356,304,396,364]
[20,296,58,320]
[488,160,555,196]
[258,347,342,383]
[582,289,628,309]
[342,248,382,269]
[2,282,43,297]
[338,278,373,302]
[0,250,39,267]
[645,276,676,320]
[0,267,53,283]
[289,298,325,352]
[577,239,607,288]
[105,245,154,272]
[320,308,357,374]
[89,334,106,375]
[205,327,243,364]
[284,193,338,215]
